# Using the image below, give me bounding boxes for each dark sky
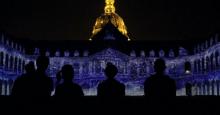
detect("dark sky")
[0,0,219,41]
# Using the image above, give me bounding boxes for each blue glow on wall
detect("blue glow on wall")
[0,34,220,96]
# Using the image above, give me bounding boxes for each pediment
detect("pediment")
[90,48,129,61]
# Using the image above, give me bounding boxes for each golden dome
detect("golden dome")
[91,0,130,41]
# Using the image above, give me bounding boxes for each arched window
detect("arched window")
[198,60,201,73]
[139,62,147,76]
[94,61,101,74]
[215,51,219,68]
[0,52,3,66]
[22,60,25,73]
[184,61,191,74]
[206,57,210,72]
[194,61,197,73]
[14,57,18,72]
[202,58,205,73]
[9,56,14,70]
[73,63,80,75]
[5,54,9,70]
[210,54,214,71]
[18,59,22,72]
[130,63,137,78]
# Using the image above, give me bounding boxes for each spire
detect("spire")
[105,0,116,14]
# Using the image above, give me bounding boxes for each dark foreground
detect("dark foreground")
[0,96,219,114]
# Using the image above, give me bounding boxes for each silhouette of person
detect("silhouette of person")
[56,71,62,86]
[12,61,36,96]
[97,62,125,97]
[28,56,53,96]
[55,65,84,96]
[144,58,176,96]
[185,83,192,96]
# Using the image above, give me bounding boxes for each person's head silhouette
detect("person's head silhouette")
[36,56,49,72]
[25,61,35,74]
[154,58,166,75]
[104,62,118,79]
[61,64,74,83]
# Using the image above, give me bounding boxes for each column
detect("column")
[214,81,218,96]
[197,84,200,95]
[213,58,216,70]
[216,80,220,96]
[6,81,9,95]
[209,81,212,95]
[79,62,83,78]
[0,80,2,95]
[204,84,208,95]
[201,83,205,95]
[2,81,4,95]
[192,84,196,96]
[9,80,13,95]
[92,61,95,74]
[212,81,215,95]
[200,84,203,95]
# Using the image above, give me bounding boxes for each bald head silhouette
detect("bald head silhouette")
[154,58,166,74]
[36,56,49,72]
[25,61,35,74]
[61,64,74,82]
[144,58,176,96]
[105,62,118,79]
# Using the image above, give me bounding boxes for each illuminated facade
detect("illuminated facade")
[0,33,219,96]
[0,0,219,96]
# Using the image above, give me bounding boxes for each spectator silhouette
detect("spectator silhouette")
[97,62,125,97]
[144,58,176,96]
[29,56,53,96]
[55,65,84,96]
[12,61,36,96]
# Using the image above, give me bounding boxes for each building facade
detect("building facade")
[0,34,219,96]
[0,0,219,96]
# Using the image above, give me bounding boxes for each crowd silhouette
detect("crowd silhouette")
[12,56,177,97]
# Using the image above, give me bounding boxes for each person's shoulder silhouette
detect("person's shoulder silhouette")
[55,64,84,97]
[30,55,53,96]
[12,61,36,96]
[97,62,125,97]
[144,58,176,96]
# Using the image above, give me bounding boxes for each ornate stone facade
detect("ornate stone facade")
[0,34,219,96]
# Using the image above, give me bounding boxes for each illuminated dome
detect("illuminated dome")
[91,0,130,41]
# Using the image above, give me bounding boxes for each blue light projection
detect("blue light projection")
[0,34,220,96]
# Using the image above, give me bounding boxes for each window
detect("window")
[185,62,191,74]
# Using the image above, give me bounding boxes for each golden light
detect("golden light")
[91,0,130,41]
[105,0,116,14]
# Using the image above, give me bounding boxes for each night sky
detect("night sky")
[0,0,219,41]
